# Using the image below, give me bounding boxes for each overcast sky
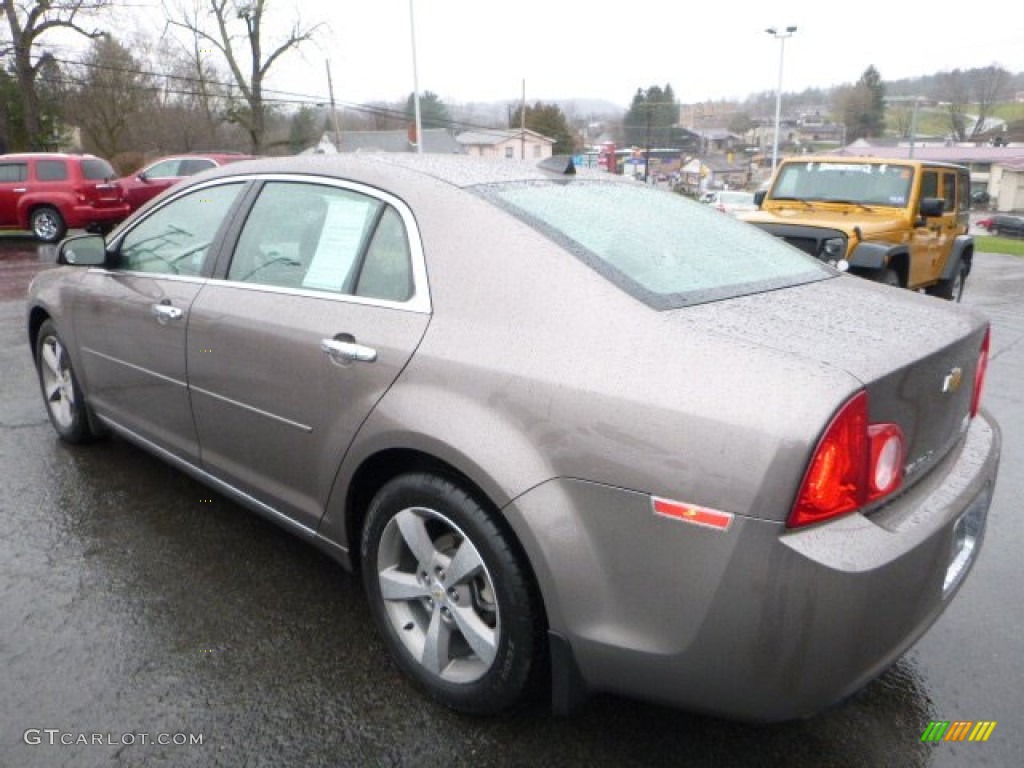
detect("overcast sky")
[102,1,1024,108]
[267,0,1024,107]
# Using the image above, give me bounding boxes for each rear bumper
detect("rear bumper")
[507,412,1001,721]
[64,203,130,228]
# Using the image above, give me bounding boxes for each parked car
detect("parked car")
[985,214,1024,238]
[703,189,757,215]
[27,154,1000,722]
[742,157,974,302]
[0,152,129,242]
[118,152,253,211]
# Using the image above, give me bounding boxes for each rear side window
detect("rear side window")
[80,158,115,180]
[226,180,413,303]
[482,181,832,309]
[0,163,27,182]
[36,160,69,181]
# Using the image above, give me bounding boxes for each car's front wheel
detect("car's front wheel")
[30,206,67,243]
[360,472,545,714]
[35,320,101,443]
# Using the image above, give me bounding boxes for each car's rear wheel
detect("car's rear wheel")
[30,206,67,243]
[35,320,100,443]
[927,260,968,302]
[360,472,545,714]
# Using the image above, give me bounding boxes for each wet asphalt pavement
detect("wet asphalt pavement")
[1,233,1022,768]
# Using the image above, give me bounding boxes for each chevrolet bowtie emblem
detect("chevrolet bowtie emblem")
[942,367,964,393]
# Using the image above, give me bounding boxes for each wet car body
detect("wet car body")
[26,154,1000,721]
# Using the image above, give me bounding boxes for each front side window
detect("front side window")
[144,159,183,178]
[921,171,939,200]
[227,181,413,302]
[118,183,244,275]
[942,172,957,212]
[178,158,216,176]
[36,160,69,182]
[482,180,832,309]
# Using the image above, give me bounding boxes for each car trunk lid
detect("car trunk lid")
[668,276,988,491]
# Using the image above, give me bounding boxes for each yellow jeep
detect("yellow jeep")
[741,157,974,301]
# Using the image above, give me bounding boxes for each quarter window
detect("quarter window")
[118,183,244,276]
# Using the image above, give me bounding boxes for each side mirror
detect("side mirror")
[137,171,149,182]
[919,197,945,218]
[754,190,766,207]
[58,234,108,267]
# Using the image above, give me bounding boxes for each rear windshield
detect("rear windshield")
[81,158,116,180]
[478,181,832,309]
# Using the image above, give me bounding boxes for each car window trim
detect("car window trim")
[206,173,431,315]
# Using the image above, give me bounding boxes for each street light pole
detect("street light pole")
[408,0,423,154]
[765,25,797,174]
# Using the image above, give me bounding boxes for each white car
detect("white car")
[704,190,757,215]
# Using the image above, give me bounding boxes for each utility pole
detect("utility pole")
[325,60,341,151]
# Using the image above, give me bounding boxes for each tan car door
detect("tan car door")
[186,179,431,531]
[73,182,247,460]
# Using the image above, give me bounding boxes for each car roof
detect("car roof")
[0,152,103,161]
[783,155,969,172]
[185,153,629,192]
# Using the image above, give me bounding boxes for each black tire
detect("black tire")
[872,268,900,287]
[30,206,67,243]
[927,261,968,302]
[360,472,545,714]
[35,320,101,443]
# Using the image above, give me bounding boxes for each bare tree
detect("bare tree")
[1,0,109,149]
[164,0,321,153]
[934,70,971,141]
[968,65,1011,140]
[68,35,157,160]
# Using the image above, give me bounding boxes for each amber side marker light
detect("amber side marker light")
[652,497,734,531]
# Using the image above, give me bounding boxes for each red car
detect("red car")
[118,153,253,211]
[0,152,130,242]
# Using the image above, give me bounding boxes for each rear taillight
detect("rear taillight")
[971,328,990,418]
[789,391,905,528]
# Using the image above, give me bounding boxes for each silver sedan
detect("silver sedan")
[26,154,1000,721]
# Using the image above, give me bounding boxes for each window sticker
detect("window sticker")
[302,198,373,292]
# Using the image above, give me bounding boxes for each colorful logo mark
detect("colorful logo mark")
[921,721,997,743]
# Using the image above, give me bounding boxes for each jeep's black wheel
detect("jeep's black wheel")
[872,268,900,287]
[927,261,968,302]
[30,206,67,243]
[361,472,546,714]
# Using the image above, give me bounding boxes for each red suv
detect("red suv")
[0,153,130,242]
[118,153,254,212]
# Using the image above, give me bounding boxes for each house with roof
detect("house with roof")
[455,129,555,160]
[303,129,464,155]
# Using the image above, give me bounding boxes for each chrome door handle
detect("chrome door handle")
[321,338,377,363]
[152,304,183,323]
[13,187,26,193]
